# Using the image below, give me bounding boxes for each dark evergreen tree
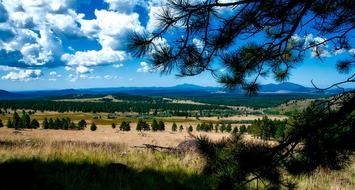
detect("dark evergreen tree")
[111,123,116,129]
[6,119,12,128]
[225,123,232,133]
[0,118,3,128]
[48,118,54,129]
[151,119,159,131]
[78,119,87,130]
[43,118,49,129]
[179,125,184,132]
[120,121,131,131]
[12,112,20,130]
[239,125,247,134]
[30,119,40,129]
[90,122,97,131]
[188,125,193,132]
[214,123,219,133]
[158,121,165,131]
[171,122,177,132]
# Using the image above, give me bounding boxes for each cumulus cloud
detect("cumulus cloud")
[137,61,152,73]
[75,65,93,74]
[1,69,43,81]
[61,48,127,71]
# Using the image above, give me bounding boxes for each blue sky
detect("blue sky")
[0,0,353,91]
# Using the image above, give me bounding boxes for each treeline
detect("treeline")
[4,111,88,130]
[0,100,226,114]
[196,122,234,133]
[42,118,87,130]
[247,116,287,140]
[5,111,39,129]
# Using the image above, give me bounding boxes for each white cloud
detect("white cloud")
[49,71,57,76]
[1,69,42,81]
[113,63,124,68]
[193,38,204,50]
[104,0,143,13]
[61,48,127,67]
[79,9,144,50]
[76,65,93,74]
[137,61,151,73]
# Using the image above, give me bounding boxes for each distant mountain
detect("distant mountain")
[0,82,348,99]
[0,90,22,99]
[259,82,314,93]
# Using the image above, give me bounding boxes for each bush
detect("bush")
[0,118,3,128]
[90,122,97,131]
[188,125,193,132]
[112,123,116,129]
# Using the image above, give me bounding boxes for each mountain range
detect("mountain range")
[0,82,348,99]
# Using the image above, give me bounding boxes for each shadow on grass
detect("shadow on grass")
[0,158,210,190]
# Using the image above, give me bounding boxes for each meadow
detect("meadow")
[0,94,353,189]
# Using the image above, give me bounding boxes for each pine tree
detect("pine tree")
[188,125,193,132]
[0,118,3,128]
[158,121,165,131]
[48,118,54,129]
[151,119,159,131]
[90,122,97,131]
[220,123,226,133]
[214,123,219,133]
[112,123,116,129]
[240,125,247,134]
[43,118,49,129]
[30,119,40,129]
[232,126,239,134]
[225,123,232,133]
[12,112,20,130]
[179,125,184,132]
[78,119,87,130]
[6,119,12,128]
[172,122,177,132]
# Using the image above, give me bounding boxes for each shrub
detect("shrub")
[188,125,193,132]
[112,123,116,129]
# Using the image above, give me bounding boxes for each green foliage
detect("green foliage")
[179,125,184,132]
[239,125,247,134]
[77,119,87,130]
[6,119,12,128]
[247,116,286,140]
[151,119,159,131]
[119,121,131,131]
[171,122,177,132]
[225,123,232,133]
[90,122,97,131]
[136,119,150,131]
[0,99,227,115]
[196,122,213,132]
[43,118,49,129]
[214,124,219,132]
[232,126,238,134]
[30,119,40,129]
[188,125,193,132]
